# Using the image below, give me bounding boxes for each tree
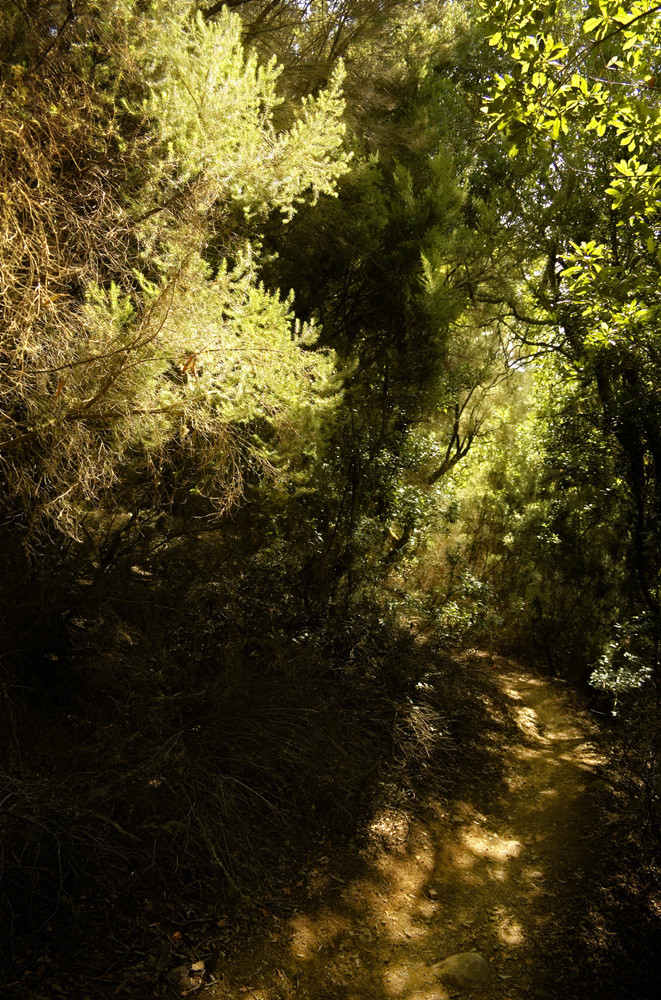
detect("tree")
[203,1,421,94]
[478,0,661,686]
[252,0,514,596]
[0,0,348,548]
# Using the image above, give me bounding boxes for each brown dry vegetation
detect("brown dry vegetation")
[0,50,140,532]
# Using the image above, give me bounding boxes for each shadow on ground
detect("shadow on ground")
[190,653,661,1000]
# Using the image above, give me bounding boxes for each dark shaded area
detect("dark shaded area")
[2,555,660,999]
[0,540,514,997]
[192,656,661,1000]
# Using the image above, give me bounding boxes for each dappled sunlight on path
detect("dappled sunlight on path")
[197,655,612,1000]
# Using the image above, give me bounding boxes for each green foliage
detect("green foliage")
[82,253,340,503]
[478,0,661,676]
[253,1,519,600]
[591,618,655,713]
[6,1,661,988]
[0,0,348,544]
[420,362,631,675]
[138,6,349,220]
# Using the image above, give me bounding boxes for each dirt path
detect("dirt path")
[191,654,621,1000]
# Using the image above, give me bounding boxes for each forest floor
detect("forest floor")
[171,651,661,1000]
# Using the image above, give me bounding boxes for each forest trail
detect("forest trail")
[195,653,617,1000]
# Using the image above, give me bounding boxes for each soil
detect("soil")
[175,652,661,1000]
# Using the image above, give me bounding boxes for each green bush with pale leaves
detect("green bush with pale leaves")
[0,0,348,542]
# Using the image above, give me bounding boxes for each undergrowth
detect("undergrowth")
[0,535,505,994]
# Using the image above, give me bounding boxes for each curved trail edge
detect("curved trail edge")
[191,653,618,1000]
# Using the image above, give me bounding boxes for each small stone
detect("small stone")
[451,814,465,824]
[434,952,491,988]
[427,887,439,899]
